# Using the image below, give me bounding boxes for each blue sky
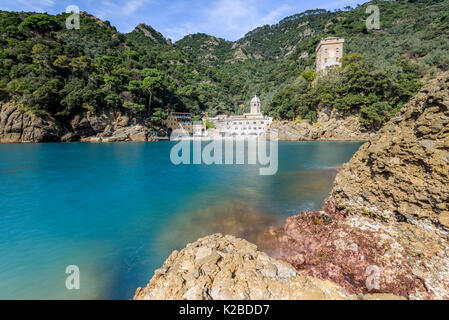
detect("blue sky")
[1,0,366,41]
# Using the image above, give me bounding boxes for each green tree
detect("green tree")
[18,15,60,34]
[150,108,168,126]
[205,119,215,129]
[140,68,165,117]
[341,53,363,69]
[301,69,317,82]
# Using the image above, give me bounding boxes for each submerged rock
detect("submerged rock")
[156,201,282,253]
[134,234,404,300]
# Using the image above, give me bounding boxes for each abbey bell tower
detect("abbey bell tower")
[250,95,261,115]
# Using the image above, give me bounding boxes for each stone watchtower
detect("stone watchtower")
[250,95,261,114]
[316,37,344,72]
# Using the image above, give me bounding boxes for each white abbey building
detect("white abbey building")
[206,95,273,139]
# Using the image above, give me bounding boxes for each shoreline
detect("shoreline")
[0,138,370,144]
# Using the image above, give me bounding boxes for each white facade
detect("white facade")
[206,95,273,139]
[192,121,205,138]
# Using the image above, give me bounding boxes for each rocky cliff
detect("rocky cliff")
[331,73,449,227]
[136,72,449,300]
[0,104,65,143]
[134,234,403,300]
[270,109,376,141]
[259,72,449,299]
[0,103,155,143]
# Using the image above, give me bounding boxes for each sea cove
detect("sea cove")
[0,141,363,299]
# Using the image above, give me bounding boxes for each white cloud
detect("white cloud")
[260,4,292,25]
[10,0,55,12]
[204,0,292,38]
[93,0,147,20]
[165,23,199,41]
[165,0,294,41]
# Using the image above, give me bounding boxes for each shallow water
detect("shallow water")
[0,141,363,299]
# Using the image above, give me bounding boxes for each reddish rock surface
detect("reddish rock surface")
[257,72,449,300]
[256,196,448,299]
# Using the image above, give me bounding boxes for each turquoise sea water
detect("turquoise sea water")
[0,141,363,299]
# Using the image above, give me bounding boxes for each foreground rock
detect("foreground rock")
[332,74,449,227]
[270,109,376,141]
[134,234,403,300]
[259,72,449,300]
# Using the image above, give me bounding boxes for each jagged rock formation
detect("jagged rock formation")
[0,104,65,142]
[0,104,155,143]
[132,23,172,46]
[332,73,449,227]
[258,72,449,300]
[134,234,403,300]
[71,111,155,142]
[258,200,449,300]
[270,109,376,141]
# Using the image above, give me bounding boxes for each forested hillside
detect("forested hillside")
[1,0,448,132]
[177,0,449,127]
[0,11,240,129]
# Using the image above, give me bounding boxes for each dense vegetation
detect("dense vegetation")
[0,12,236,127]
[177,0,449,126]
[1,0,448,129]
[263,0,449,126]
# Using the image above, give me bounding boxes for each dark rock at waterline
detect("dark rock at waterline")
[0,103,155,143]
[269,108,376,141]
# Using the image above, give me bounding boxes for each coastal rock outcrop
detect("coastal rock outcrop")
[0,104,155,143]
[332,73,449,227]
[259,72,449,299]
[81,125,154,142]
[270,109,376,141]
[134,234,403,300]
[0,103,66,142]
[72,111,155,142]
